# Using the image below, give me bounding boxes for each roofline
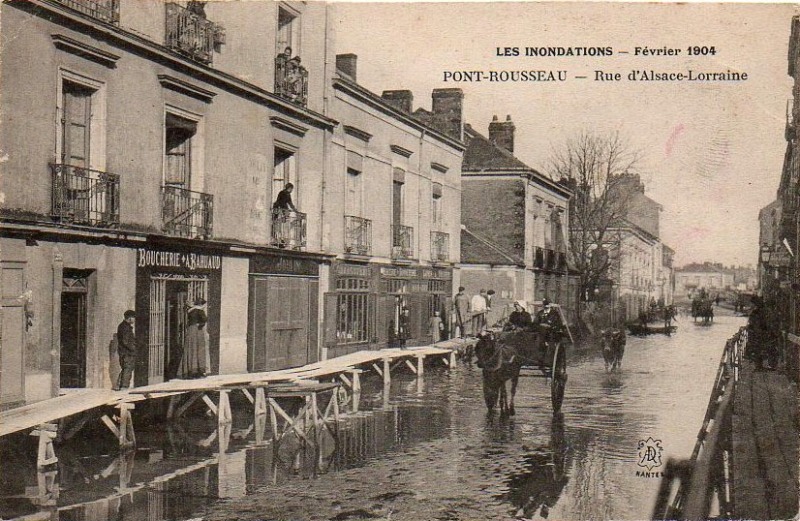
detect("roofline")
[461,226,525,267]
[332,76,466,152]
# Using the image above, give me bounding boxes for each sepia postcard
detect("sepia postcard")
[0,1,798,520]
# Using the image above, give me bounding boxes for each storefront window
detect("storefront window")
[335,277,371,344]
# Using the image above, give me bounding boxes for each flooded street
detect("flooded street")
[0,314,745,521]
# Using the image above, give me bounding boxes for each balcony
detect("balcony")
[545,248,557,270]
[51,164,120,227]
[275,52,309,106]
[162,185,213,239]
[391,224,414,260]
[557,251,568,272]
[345,216,372,256]
[431,231,450,263]
[272,209,307,250]
[54,0,119,24]
[165,2,225,65]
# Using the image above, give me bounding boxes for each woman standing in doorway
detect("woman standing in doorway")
[182,297,209,378]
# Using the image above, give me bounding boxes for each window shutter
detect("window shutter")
[324,293,339,349]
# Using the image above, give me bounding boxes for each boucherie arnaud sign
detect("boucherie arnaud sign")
[137,248,222,271]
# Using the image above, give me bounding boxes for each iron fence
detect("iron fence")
[431,231,450,262]
[275,53,309,106]
[391,224,414,260]
[165,2,225,65]
[54,0,119,23]
[272,209,307,250]
[345,216,372,255]
[51,163,120,227]
[161,185,213,239]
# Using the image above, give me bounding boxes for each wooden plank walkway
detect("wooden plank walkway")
[0,338,471,439]
[732,360,799,520]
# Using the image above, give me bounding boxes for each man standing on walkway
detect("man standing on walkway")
[454,287,470,338]
[471,289,489,335]
[115,310,137,390]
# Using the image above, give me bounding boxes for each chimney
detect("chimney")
[489,114,515,153]
[381,90,414,113]
[336,54,358,81]
[431,88,464,141]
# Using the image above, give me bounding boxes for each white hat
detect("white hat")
[514,300,527,308]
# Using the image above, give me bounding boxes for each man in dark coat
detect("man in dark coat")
[507,300,533,330]
[747,296,773,370]
[115,310,137,390]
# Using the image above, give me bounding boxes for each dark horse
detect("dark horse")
[474,330,523,415]
[600,328,626,372]
[692,298,714,324]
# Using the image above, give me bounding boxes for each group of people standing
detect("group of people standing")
[113,298,210,391]
[453,287,497,338]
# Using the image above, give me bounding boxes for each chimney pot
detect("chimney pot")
[489,113,516,153]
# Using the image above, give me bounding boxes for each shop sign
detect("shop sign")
[138,248,221,271]
[422,268,453,280]
[380,266,418,278]
[251,255,319,276]
[336,263,372,278]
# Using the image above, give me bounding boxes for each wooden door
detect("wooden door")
[60,292,87,388]
[249,276,312,371]
[1,262,26,405]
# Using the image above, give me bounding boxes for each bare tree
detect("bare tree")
[549,131,643,310]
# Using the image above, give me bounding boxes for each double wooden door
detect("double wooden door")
[249,276,318,371]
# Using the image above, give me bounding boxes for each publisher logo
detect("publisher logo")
[637,437,664,471]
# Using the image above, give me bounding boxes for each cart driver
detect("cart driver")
[506,300,533,331]
[534,298,564,341]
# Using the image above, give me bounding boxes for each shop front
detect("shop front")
[324,262,453,358]
[247,255,321,372]
[135,246,222,386]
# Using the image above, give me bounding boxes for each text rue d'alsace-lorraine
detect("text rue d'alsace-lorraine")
[0,3,797,521]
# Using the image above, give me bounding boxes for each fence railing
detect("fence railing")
[272,209,307,250]
[54,0,119,23]
[161,185,213,239]
[275,53,309,106]
[431,231,450,262]
[391,224,414,260]
[653,326,746,520]
[345,215,371,255]
[165,2,225,65]
[51,163,120,227]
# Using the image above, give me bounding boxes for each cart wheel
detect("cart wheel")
[550,341,567,413]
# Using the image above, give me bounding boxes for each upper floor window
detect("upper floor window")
[277,6,300,56]
[346,167,363,218]
[273,147,298,204]
[165,113,198,189]
[432,192,442,228]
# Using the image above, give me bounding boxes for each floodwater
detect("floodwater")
[0,313,746,521]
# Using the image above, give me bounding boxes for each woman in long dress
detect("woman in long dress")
[182,298,208,378]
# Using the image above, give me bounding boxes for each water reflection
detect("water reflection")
[500,415,568,519]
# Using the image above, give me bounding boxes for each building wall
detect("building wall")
[459,265,524,326]
[218,257,249,375]
[462,177,525,258]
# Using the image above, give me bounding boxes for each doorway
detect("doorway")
[165,281,188,380]
[60,272,90,388]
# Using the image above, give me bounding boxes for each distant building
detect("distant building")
[459,116,578,325]
[675,263,735,299]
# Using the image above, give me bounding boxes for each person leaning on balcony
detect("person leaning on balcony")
[273,183,298,214]
[114,310,137,391]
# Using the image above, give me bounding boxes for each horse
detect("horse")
[600,328,626,372]
[474,330,523,416]
[692,298,714,324]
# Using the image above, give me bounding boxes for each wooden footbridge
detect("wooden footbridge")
[0,340,469,471]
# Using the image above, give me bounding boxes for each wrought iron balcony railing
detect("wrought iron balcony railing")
[272,209,307,250]
[431,231,450,263]
[55,0,119,24]
[534,247,545,269]
[345,215,372,255]
[275,52,309,106]
[51,164,120,227]
[165,2,225,65]
[391,224,414,260]
[162,185,213,239]
[545,248,556,270]
[557,251,568,272]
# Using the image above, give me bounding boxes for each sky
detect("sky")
[330,2,799,267]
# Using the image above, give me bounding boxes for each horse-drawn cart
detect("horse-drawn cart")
[475,305,571,415]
